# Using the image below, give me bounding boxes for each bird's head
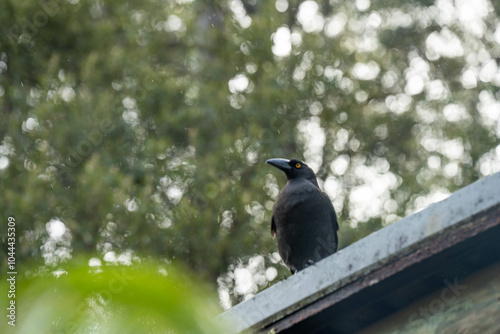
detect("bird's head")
[266,158,318,186]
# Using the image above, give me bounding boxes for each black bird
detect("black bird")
[266,158,339,273]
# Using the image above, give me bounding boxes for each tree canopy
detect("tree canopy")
[1,0,500,308]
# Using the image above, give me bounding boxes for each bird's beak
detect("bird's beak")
[266,158,292,172]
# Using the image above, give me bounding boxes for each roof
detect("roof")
[218,172,500,333]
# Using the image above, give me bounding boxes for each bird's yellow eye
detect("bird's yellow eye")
[295,163,301,168]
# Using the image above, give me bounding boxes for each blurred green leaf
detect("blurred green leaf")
[0,258,227,334]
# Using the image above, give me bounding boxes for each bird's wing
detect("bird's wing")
[271,215,276,239]
[331,203,339,232]
[321,190,339,252]
[320,190,339,232]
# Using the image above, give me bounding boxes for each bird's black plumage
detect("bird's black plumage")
[267,158,339,273]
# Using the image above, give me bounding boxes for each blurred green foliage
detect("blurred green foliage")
[0,0,499,308]
[0,258,227,333]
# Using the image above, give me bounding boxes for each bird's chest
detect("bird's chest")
[274,185,320,223]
